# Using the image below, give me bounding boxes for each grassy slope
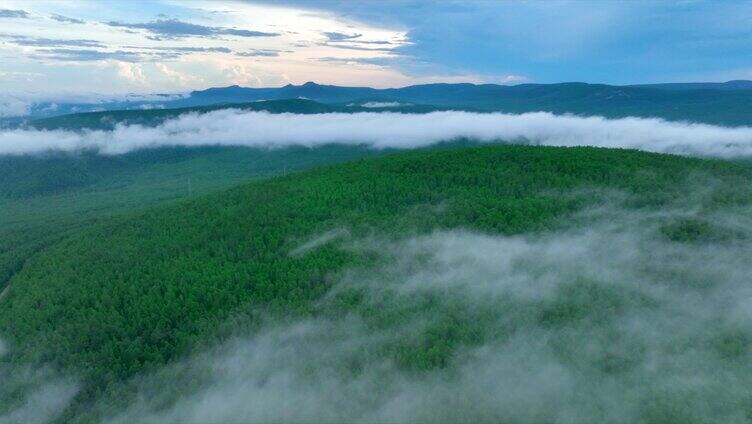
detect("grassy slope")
[0,145,750,420]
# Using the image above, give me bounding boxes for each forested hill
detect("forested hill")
[1,145,751,422]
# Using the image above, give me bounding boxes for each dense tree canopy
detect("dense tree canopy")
[1,145,751,422]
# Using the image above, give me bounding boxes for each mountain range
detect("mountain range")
[8,80,752,128]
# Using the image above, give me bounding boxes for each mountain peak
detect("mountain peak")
[302,81,319,87]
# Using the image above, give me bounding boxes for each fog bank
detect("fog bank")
[0,339,78,424]
[4,110,752,157]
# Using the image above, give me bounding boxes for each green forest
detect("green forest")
[2,144,752,422]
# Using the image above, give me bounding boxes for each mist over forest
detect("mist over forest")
[4,1,752,423]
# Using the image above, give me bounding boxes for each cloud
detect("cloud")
[6,110,752,157]
[27,45,220,62]
[290,228,350,256]
[2,35,104,48]
[0,9,28,18]
[117,62,146,85]
[323,31,362,41]
[31,49,143,62]
[236,49,281,57]
[315,56,397,66]
[124,46,232,54]
[358,101,410,108]
[154,46,231,53]
[320,31,398,51]
[325,44,397,52]
[0,97,31,118]
[0,339,79,424]
[105,18,279,39]
[49,14,85,24]
[155,63,201,86]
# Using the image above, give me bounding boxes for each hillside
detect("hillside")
[1,145,751,422]
[0,144,381,297]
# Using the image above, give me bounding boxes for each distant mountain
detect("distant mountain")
[157,81,752,126]
[25,81,752,129]
[179,81,379,106]
[633,80,752,91]
[29,99,448,131]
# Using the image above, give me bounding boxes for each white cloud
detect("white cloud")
[116,62,146,85]
[4,110,752,157]
[360,101,409,108]
[155,63,200,86]
[0,338,79,424]
[0,96,31,117]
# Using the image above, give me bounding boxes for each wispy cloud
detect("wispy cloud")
[49,14,85,24]
[126,46,233,54]
[2,34,104,48]
[0,9,28,18]
[323,31,362,41]
[31,48,145,62]
[106,18,279,39]
[325,44,396,52]
[236,49,282,57]
[319,30,400,52]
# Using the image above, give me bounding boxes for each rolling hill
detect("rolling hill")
[1,145,751,422]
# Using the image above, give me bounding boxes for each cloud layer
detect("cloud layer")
[5,110,752,157]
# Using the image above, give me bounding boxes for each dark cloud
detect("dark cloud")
[323,31,362,41]
[106,18,279,39]
[0,9,28,18]
[49,14,85,24]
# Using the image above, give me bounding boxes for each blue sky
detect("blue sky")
[1,0,752,98]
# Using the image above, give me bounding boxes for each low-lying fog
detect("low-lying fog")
[3,110,752,157]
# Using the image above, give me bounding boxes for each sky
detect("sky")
[2,0,752,96]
